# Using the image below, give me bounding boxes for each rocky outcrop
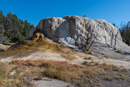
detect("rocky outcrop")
[0,44,10,51]
[27,16,130,53]
[32,32,44,41]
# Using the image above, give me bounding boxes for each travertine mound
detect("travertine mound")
[27,16,130,52]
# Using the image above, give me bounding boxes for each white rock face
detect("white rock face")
[28,16,130,51]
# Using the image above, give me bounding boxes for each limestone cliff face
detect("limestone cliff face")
[27,16,129,50]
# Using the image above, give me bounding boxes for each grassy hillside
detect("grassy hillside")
[0,59,129,87]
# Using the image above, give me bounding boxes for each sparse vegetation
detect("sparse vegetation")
[116,49,121,53]
[9,60,130,87]
[11,60,86,83]
[114,48,125,54]
[0,38,74,59]
[103,54,113,59]
[90,50,94,55]
[0,62,34,87]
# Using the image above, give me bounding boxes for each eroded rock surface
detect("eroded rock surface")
[27,16,130,59]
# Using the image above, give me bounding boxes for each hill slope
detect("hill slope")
[27,16,130,60]
[0,16,130,87]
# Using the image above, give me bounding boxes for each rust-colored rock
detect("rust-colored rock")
[32,32,44,41]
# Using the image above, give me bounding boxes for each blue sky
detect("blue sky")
[0,0,130,27]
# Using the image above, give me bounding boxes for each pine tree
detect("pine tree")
[0,11,5,37]
[120,21,130,45]
[0,10,5,24]
[23,20,30,37]
[0,10,35,43]
[12,14,18,24]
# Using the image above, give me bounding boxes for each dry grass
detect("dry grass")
[90,51,94,55]
[0,38,129,86]
[85,50,94,55]
[10,59,105,86]
[103,54,113,59]
[0,62,34,87]
[0,41,39,58]
[9,59,130,87]
[0,38,74,59]
[1,34,130,87]
[11,60,86,82]
[60,52,78,60]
